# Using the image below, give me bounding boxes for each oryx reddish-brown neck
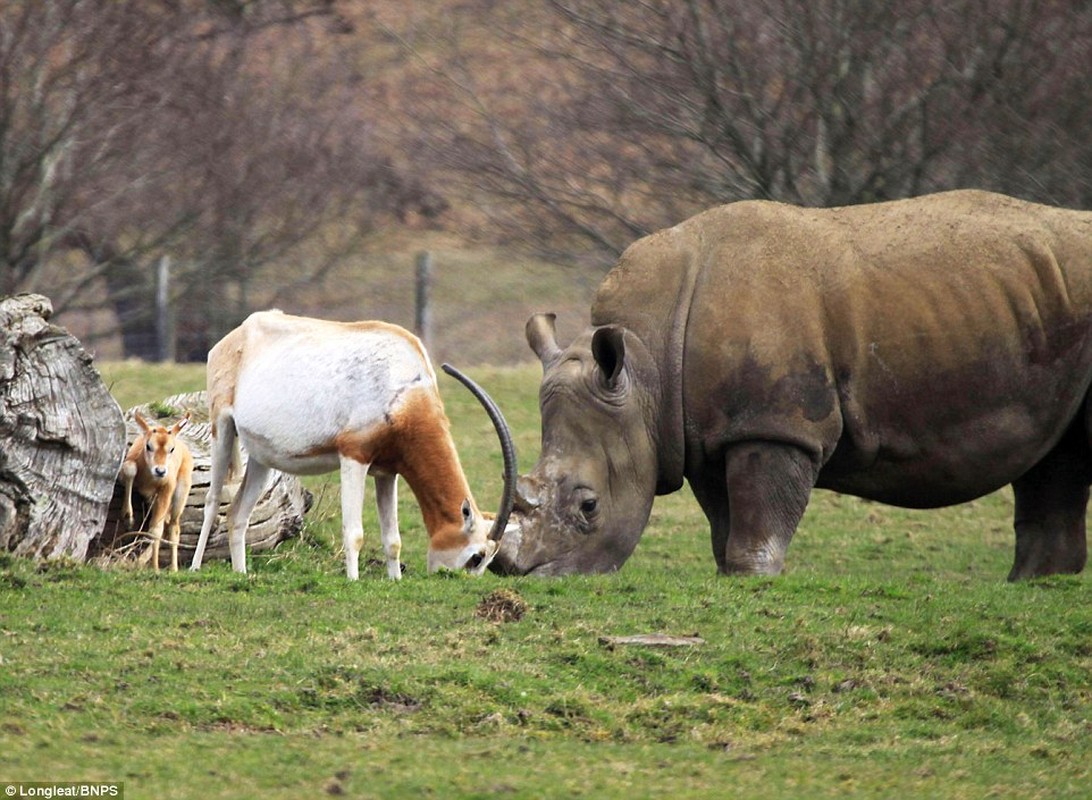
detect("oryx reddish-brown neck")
[336,388,475,551]
[400,431,476,552]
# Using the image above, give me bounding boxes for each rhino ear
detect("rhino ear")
[527,313,562,369]
[592,325,626,390]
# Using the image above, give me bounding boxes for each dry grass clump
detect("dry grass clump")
[475,588,528,623]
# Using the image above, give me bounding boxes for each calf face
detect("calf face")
[135,412,190,481]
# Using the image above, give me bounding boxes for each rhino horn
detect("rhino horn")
[527,313,562,369]
[514,475,543,513]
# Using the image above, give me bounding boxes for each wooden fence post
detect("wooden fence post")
[415,250,433,353]
[154,255,176,363]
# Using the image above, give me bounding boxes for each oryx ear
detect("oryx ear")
[526,313,562,369]
[591,325,626,390]
[134,412,151,434]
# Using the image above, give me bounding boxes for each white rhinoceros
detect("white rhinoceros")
[495,190,1092,580]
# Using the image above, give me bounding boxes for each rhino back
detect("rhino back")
[600,190,1092,507]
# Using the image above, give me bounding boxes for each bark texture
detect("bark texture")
[0,294,125,559]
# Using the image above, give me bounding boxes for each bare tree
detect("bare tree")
[400,0,1092,262]
[0,1,176,296]
[0,0,434,359]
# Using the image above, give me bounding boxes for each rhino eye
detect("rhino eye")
[578,496,599,527]
[572,487,599,531]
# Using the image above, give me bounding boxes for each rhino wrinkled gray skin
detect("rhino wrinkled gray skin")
[494,190,1092,580]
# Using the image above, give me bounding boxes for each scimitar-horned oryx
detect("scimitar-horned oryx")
[189,310,516,579]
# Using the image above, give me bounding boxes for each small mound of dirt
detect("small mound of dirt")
[476,588,528,623]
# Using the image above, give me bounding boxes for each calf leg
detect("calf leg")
[374,473,402,580]
[149,524,162,572]
[168,472,192,573]
[719,442,818,576]
[120,461,137,528]
[339,456,369,580]
[1010,432,1089,581]
[148,492,171,573]
[167,515,181,573]
[226,460,272,574]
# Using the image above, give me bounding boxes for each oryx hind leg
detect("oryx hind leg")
[192,412,237,570]
[226,459,271,574]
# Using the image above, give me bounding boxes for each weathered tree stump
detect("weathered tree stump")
[0,294,126,560]
[93,391,312,568]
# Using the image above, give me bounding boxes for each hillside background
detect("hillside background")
[2,1,1089,365]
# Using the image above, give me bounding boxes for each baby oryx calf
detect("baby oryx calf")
[189,310,517,579]
[120,412,195,572]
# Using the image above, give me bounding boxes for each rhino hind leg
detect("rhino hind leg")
[696,442,818,576]
[1009,428,1090,581]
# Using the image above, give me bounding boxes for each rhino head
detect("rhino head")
[491,313,669,575]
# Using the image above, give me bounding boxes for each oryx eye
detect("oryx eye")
[145,442,154,452]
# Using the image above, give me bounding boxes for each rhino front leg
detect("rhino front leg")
[690,470,732,573]
[715,442,818,576]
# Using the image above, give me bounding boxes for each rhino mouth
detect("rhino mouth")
[488,511,567,576]
[489,513,624,576]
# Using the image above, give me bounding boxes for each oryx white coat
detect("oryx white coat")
[190,310,514,579]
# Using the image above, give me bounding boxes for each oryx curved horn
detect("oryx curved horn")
[442,363,518,542]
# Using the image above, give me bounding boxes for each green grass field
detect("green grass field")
[1,362,1088,798]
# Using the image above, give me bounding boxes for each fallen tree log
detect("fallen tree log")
[0,294,126,560]
[92,391,312,568]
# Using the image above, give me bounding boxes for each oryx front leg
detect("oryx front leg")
[227,460,272,574]
[374,473,402,580]
[340,456,370,581]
